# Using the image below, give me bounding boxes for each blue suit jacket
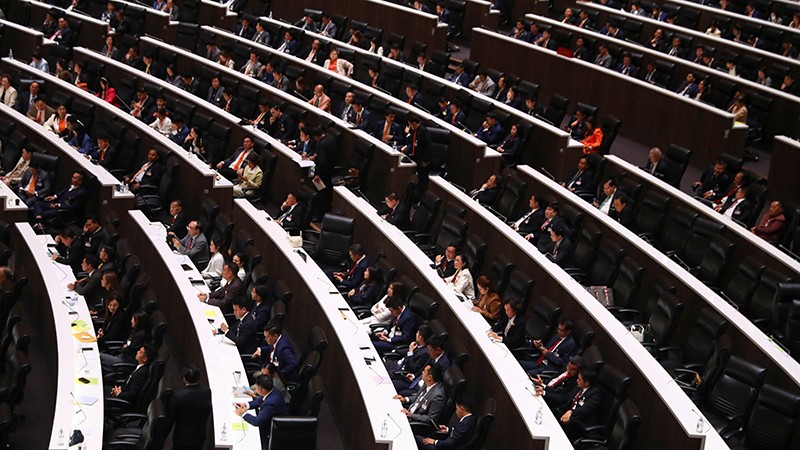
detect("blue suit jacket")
[389,308,418,346]
[339,257,369,290]
[437,414,477,448]
[259,335,299,382]
[540,335,577,371]
[55,184,89,212]
[244,389,288,446]
[476,123,504,146]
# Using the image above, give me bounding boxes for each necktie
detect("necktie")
[51,29,61,40]
[187,237,194,250]
[306,51,314,62]
[541,219,551,231]
[409,386,428,413]
[650,163,657,175]
[232,150,247,171]
[131,162,151,182]
[27,174,36,194]
[411,130,417,156]
[36,109,43,123]
[548,371,569,388]
[100,147,106,160]
[537,338,561,365]
[315,97,321,107]
[356,112,361,125]
[383,122,390,141]
[146,65,151,75]
[570,389,584,409]
[451,114,456,125]
[552,241,560,258]
[347,263,357,277]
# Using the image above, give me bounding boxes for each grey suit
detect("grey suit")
[406,382,446,425]
[178,232,209,269]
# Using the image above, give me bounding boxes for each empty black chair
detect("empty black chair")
[645,290,684,349]
[678,216,726,268]
[303,214,354,272]
[659,207,698,254]
[745,268,792,334]
[504,270,535,310]
[720,260,764,309]
[462,234,488,277]
[697,355,766,433]
[784,299,800,357]
[609,257,644,310]
[598,115,622,155]
[663,144,692,188]
[408,292,439,321]
[632,190,670,246]
[726,384,800,450]
[691,235,735,290]
[515,296,561,355]
[488,254,514,296]
[574,398,640,450]
[565,222,602,275]
[568,241,624,287]
[571,320,596,356]
[658,308,728,373]
[417,214,468,258]
[488,176,527,222]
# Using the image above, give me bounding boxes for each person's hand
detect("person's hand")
[435,254,444,264]
[471,306,481,312]
[438,425,448,432]
[253,348,261,358]
[111,386,122,397]
[534,385,544,396]
[380,213,387,220]
[97,328,104,338]
[313,175,321,183]
[347,289,355,297]
[401,408,411,417]
[171,237,181,248]
[409,342,418,352]
[220,323,229,333]
[44,195,56,201]
[234,403,248,416]
[197,293,207,302]
[702,191,713,199]
[67,282,75,290]
[245,389,256,398]
[423,438,436,445]
[561,410,572,423]
[405,373,414,382]
[51,253,59,261]
[216,161,224,169]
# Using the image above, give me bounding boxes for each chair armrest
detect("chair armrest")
[410,421,434,436]
[411,233,434,246]
[301,230,321,241]
[116,413,148,428]
[484,206,507,223]
[106,441,139,448]
[105,397,132,411]
[572,438,608,449]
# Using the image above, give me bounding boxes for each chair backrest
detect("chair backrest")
[463,234,488,276]
[741,383,800,450]
[696,235,735,288]
[408,292,439,321]
[681,308,728,368]
[610,257,644,309]
[633,190,671,239]
[570,222,602,273]
[659,206,698,254]
[722,260,764,308]
[664,144,692,187]
[648,290,683,346]
[681,217,726,267]
[571,320,596,355]
[409,190,442,234]
[746,268,792,331]
[492,176,527,220]
[463,397,496,450]
[140,396,169,450]
[607,399,641,450]
[313,214,355,267]
[598,115,622,155]
[596,364,633,432]
[704,355,766,423]
[785,299,800,356]
[435,214,468,255]
[268,417,318,450]
[588,242,625,287]
[525,296,561,343]
[488,253,514,296]
[441,365,467,423]
[505,270,535,310]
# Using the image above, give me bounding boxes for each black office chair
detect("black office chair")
[462,234,488,277]
[106,395,170,449]
[658,307,728,372]
[725,384,800,450]
[632,190,671,246]
[567,241,624,287]
[513,296,561,360]
[488,254,514,296]
[690,235,735,290]
[404,190,442,241]
[598,115,622,155]
[416,214,468,258]
[571,320,596,356]
[268,417,318,450]
[408,292,439,322]
[581,364,632,440]
[719,259,764,309]
[675,217,726,269]
[564,223,602,276]
[488,176,527,222]
[302,214,354,273]
[573,399,640,450]
[744,268,792,334]
[608,257,644,311]
[504,270,535,311]
[697,355,766,433]
[462,397,496,450]
[658,207,698,255]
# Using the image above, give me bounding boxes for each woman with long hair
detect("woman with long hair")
[96,77,122,107]
[97,293,129,342]
[361,281,407,326]
[100,310,153,372]
[347,266,380,306]
[581,116,603,154]
[202,238,225,280]
[444,254,475,301]
[472,275,502,324]
[44,103,69,136]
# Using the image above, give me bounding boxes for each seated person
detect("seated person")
[580,117,603,154]
[1,147,33,188]
[275,192,306,230]
[472,275,502,324]
[561,156,593,195]
[526,202,568,254]
[475,112,504,146]
[371,296,419,355]
[17,162,51,207]
[33,171,88,224]
[751,201,786,244]
[716,187,754,224]
[563,109,587,140]
[67,256,104,310]
[521,320,577,376]
[108,345,153,402]
[215,136,256,182]
[124,148,164,194]
[511,194,546,236]
[556,369,603,442]
[165,200,189,238]
[362,281,406,327]
[394,336,451,396]
[691,160,731,199]
[234,375,287,448]
[232,152,263,198]
[52,228,84,275]
[642,147,670,180]
[380,192,410,231]
[443,254,475,301]
[394,363,447,426]
[469,174,502,206]
[331,244,369,291]
[100,311,152,374]
[497,123,522,166]
[415,397,477,449]
[434,245,457,278]
[213,297,257,354]
[197,262,242,313]
[487,299,526,348]
[388,326,431,385]
[612,194,635,228]
[170,220,210,271]
[545,225,574,268]
[593,179,617,215]
[533,355,585,409]
[201,238,225,281]
[252,325,299,383]
[710,171,748,206]
[346,266,380,306]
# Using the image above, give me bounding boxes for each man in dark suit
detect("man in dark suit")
[216,136,256,182]
[68,256,104,309]
[529,203,569,253]
[165,200,189,238]
[523,319,577,375]
[109,345,153,402]
[171,220,210,271]
[562,156,594,195]
[310,125,337,209]
[396,337,451,397]
[534,356,584,409]
[141,54,164,79]
[382,192,411,231]
[332,244,369,290]
[217,297,258,354]
[642,147,670,181]
[545,225,575,269]
[276,31,299,55]
[276,192,306,231]
[33,171,89,223]
[89,135,120,170]
[512,194,546,236]
[445,101,467,129]
[266,103,297,141]
[166,366,212,450]
[675,73,699,97]
[17,163,51,207]
[692,160,731,199]
[251,21,270,45]
[593,179,618,215]
[558,369,603,442]
[235,375,287,448]
[612,194,635,228]
[52,228,84,275]
[235,17,254,39]
[82,216,106,258]
[434,245,457,278]
[470,174,502,207]
[447,63,470,87]
[475,112,504,147]
[300,39,325,66]
[405,85,424,107]
[372,296,419,354]
[199,262,242,313]
[717,187,754,225]
[398,364,447,426]
[390,326,431,383]
[373,110,404,147]
[125,148,165,193]
[416,396,478,449]
[614,53,639,77]
[405,115,432,199]
[50,17,74,46]
[664,36,687,59]
[347,98,371,130]
[254,325,299,382]
[488,299,526,349]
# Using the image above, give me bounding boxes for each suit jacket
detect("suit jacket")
[565,170,593,193]
[373,120,404,144]
[117,363,149,402]
[720,198,754,224]
[349,281,379,306]
[165,211,189,239]
[301,47,325,66]
[51,27,74,46]
[339,257,370,290]
[178,232,210,270]
[74,269,104,308]
[166,384,213,447]
[240,60,262,77]
[675,80,699,97]
[476,123,504,146]
[308,93,331,111]
[406,382,446,424]
[543,373,579,409]
[695,167,731,198]
[235,24,254,39]
[643,159,670,180]
[266,114,296,141]
[435,258,456,278]
[534,216,569,252]
[473,187,500,206]
[347,107,372,129]
[18,169,52,199]
[101,311,129,342]
[547,237,575,268]
[407,125,431,166]
[258,335,299,381]
[243,389,288,446]
[615,63,639,77]
[225,312,258,354]
[516,208,546,236]
[93,145,121,170]
[614,205,635,228]
[493,316,526,349]
[435,414,477,449]
[558,386,603,438]
[277,38,299,55]
[388,308,418,346]
[27,104,54,124]
[207,276,243,313]
[251,301,272,333]
[537,335,577,371]
[386,204,411,231]
[55,238,84,275]
[448,71,470,87]
[313,135,337,186]
[53,184,89,213]
[277,202,306,230]
[252,30,270,45]
[84,228,107,258]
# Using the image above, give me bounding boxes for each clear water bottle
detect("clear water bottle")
[221,423,228,441]
[535,407,543,425]
[696,417,704,433]
[58,428,65,446]
[380,418,388,438]
[8,49,12,59]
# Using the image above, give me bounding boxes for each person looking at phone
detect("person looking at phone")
[235,375,287,447]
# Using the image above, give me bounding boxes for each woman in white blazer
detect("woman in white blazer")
[444,254,475,301]
[324,49,354,77]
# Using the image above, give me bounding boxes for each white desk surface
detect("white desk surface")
[333,186,576,449]
[19,226,104,450]
[0,180,27,213]
[129,210,260,449]
[235,199,418,449]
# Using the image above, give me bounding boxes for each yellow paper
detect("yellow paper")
[205,310,217,318]
[231,422,249,431]
[75,377,98,385]
[71,320,89,333]
[73,331,97,343]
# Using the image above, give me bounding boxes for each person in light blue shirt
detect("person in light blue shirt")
[29,53,49,72]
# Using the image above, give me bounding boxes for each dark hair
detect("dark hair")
[253,285,270,301]
[103,292,122,323]
[559,320,574,332]
[568,355,584,368]
[427,336,445,350]
[349,243,365,256]
[551,224,566,238]
[457,396,475,412]
[427,363,443,382]
[385,192,399,202]
[386,296,404,309]
[255,375,274,391]
[132,310,152,337]
[388,281,407,300]
[506,298,523,313]
[604,178,617,188]
[183,365,201,383]
[84,255,101,269]
[232,297,248,310]
[418,324,432,343]
[265,325,282,336]
[615,193,631,207]
[140,344,155,363]
[579,368,597,385]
